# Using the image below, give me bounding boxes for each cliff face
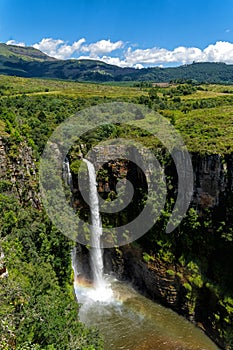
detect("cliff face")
[0,136,40,208]
[84,145,233,219]
[72,145,233,349]
[192,154,232,213]
[104,245,189,311]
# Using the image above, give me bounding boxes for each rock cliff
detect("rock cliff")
[0,136,40,207]
[71,145,233,349]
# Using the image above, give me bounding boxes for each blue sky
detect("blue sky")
[1,0,233,67]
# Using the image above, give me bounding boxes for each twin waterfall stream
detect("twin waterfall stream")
[65,158,219,350]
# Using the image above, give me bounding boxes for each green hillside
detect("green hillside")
[0,43,56,61]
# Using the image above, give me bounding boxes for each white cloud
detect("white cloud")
[6,40,26,47]
[32,38,123,60]
[121,46,204,66]
[203,41,233,63]
[81,39,124,57]
[6,38,233,67]
[116,41,233,67]
[98,56,130,67]
[134,63,144,69]
[33,38,86,59]
[73,41,233,67]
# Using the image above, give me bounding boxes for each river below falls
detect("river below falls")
[74,276,219,350]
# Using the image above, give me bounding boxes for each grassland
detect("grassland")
[0,75,146,98]
[1,75,233,155]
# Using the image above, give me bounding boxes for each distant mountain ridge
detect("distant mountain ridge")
[1,42,233,84]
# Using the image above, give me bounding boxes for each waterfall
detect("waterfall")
[72,158,113,302]
[63,157,73,190]
[83,159,105,289]
[71,162,218,350]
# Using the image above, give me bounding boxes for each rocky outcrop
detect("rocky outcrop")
[192,154,231,211]
[104,245,190,314]
[0,136,40,208]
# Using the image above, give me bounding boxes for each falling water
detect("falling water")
[63,157,73,190]
[83,159,108,291]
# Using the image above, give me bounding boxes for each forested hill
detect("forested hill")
[1,42,233,83]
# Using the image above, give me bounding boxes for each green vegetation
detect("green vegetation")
[0,74,146,98]
[1,75,233,155]
[0,194,103,349]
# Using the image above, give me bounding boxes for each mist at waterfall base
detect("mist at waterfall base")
[70,159,218,350]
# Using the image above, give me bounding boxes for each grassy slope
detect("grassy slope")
[0,43,56,61]
[0,74,145,98]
